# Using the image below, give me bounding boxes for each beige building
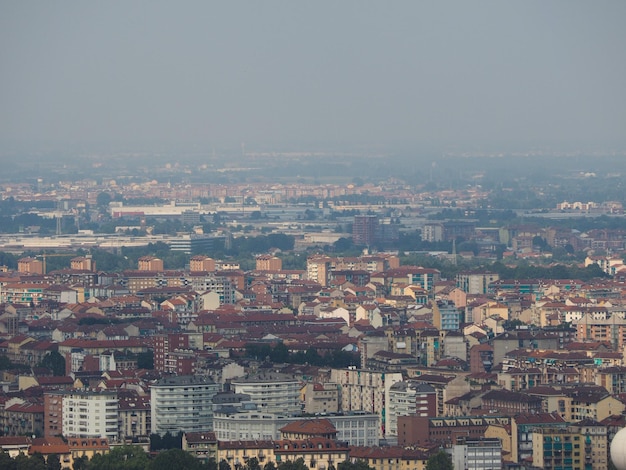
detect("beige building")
[301,383,340,414]
[190,255,216,272]
[256,255,282,271]
[17,257,43,275]
[137,256,164,271]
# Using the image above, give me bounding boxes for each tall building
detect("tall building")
[387,381,436,439]
[353,215,379,246]
[256,255,282,272]
[450,438,502,470]
[62,390,118,441]
[70,255,96,272]
[190,255,216,272]
[231,373,301,416]
[329,368,403,438]
[17,257,44,275]
[137,256,164,272]
[151,375,220,435]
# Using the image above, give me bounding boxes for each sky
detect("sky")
[1,1,625,155]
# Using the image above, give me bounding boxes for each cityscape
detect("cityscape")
[2,2,626,470]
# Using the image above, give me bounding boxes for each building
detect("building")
[353,215,379,246]
[17,257,44,275]
[432,299,462,331]
[450,437,502,470]
[387,381,436,439]
[456,271,500,295]
[256,255,282,272]
[183,431,218,463]
[329,368,403,438]
[302,383,340,414]
[70,256,96,272]
[150,375,220,435]
[62,390,118,441]
[168,234,225,255]
[188,255,216,272]
[231,373,301,417]
[531,428,586,470]
[118,394,150,441]
[137,256,164,272]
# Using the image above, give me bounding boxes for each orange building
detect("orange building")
[190,255,216,272]
[70,256,96,272]
[256,255,282,271]
[137,256,164,272]
[17,257,43,275]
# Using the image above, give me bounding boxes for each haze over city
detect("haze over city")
[2,1,626,159]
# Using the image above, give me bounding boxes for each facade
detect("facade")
[432,299,462,331]
[450,438,502,470]
[231,373,301,416]
[302,383,340,414]
[456,271,500,295]
[387,381,436,439]
[182,431,218,462]
[62,390,118,441]
[118,394,150,441]
[150,375,220,435]
[137,256,164,271]
[256,255,282,271]
[44,392,64,438]
[190,255,216,272]
[353,215,379,246]
[329,368,403,438]
[531,428,586,470]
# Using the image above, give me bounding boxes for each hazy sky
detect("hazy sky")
[1,1,625,153]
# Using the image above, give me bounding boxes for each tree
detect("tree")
[245,457,261,470]
[150,449,202,470]
[0,450,17,470]
[219,460,232,470]
[72,456,88,470]
[277,458,308,470]
[338,461,373,470]
[425,451,453,470]
[38,351,66,376]
[87,446,149,470]
[46,454,61,470]
[262,463,276,470]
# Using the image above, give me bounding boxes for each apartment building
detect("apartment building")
[150,375,220,435]
[62,390,118,441]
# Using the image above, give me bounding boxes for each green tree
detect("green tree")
[72,456,88,470]
[46,454,61,470]
[425,451,453,470]
[338,461,373,470]
[38,351,66,376]
[245,457,261,470]
[150,449,202,470]
[262,463,276,470]
[277,458,308,470]
[87,445,149,470]
[219,460,232,470]
[0,450,17,470]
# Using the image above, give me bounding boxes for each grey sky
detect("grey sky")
[1,1,625,153]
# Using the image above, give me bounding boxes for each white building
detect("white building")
[62,390,118,441]
[387,381,436,439]
[450,438,502,470]
[231,373,301,416]
[150,375,221,435]
[213,408,379,446]
[329,368,403,438]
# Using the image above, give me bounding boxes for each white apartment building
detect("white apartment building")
[329,368,403,438]
[387,381,436,439]
[450,438,502,470]
[151,375,221,435]
[230,373,301,416]
[62,390,118,441]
